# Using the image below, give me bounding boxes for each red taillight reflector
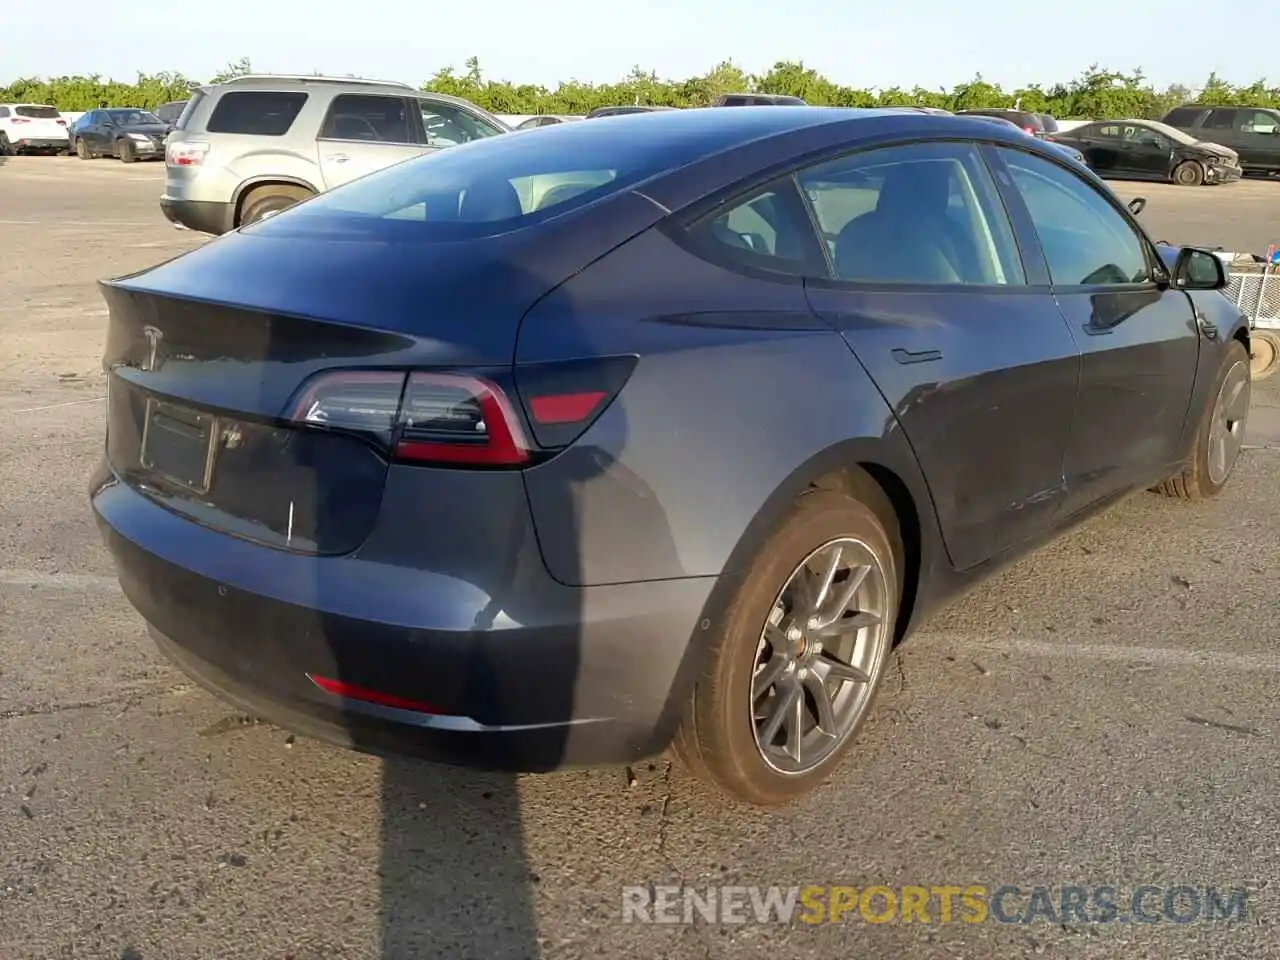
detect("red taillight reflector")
[307,674,447,715]
[395,372,529,466]
[528,390,607,425]
[11,117,29,124]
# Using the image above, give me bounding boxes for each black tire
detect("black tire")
[75,138,91,160]
[1250,330,1280,381]
[239,185,312,226]
[118,139,136,163]
[671,487,901,806]
[1173,160,1205,187]
[1155,340,1251,500]
[0,133,11,157]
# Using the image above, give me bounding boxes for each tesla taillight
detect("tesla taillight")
[286,359,637,467]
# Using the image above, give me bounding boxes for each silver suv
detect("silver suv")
[161,75,510,234]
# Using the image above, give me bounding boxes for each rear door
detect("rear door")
[315,94,424,189]
[797,139,1081,569]
[1077,124,1127,174]
[1200,108,1243,157]
[1229,108,1280,168]
[989,145,1200,513]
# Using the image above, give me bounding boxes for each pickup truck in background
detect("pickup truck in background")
[1162,104,1280,176]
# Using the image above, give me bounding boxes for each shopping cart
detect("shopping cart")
[1218,251,1280,380]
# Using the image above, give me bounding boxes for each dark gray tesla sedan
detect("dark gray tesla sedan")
[91,106,1252,806]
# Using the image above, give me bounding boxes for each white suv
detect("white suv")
[0,103,69,155]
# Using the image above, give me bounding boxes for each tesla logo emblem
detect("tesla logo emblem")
[141,326,163,371]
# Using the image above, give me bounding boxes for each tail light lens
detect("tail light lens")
[56,118,67,126]
[285,358,637,468]
[11,117,29,124]
[1021,125,1038,135]
[167,140,209,166]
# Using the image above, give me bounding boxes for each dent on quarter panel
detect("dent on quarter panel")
[516,227,904,587]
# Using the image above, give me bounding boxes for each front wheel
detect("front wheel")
[1155,340,1251,500]
[671,488,900,806]
[117,139,136,163]
[1173,160,1205,187]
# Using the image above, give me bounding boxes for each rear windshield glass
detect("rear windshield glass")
[260,121,703,239]
[206,91,308,136]
[16,105,60,118]
[1038,114,1060,133]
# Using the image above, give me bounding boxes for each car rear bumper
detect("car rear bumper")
[10,137,66,151]
[90,460,718,770]
[160,197,234,235]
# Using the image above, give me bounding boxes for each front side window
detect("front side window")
[418,100,504,147]
[319,94,412,144]
[1125,126,1167,149]
[999,147,1150,286]
[206,91,308,136]
[1238,109,1280,134]
[796,140,1026,285]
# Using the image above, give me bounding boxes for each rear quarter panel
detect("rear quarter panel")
[515,225,943,592]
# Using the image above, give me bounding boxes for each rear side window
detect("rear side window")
[175,91,204,130]
[1206,108,1236,130]
[1164,107,1201,126]
[685,178,824,276]
[16,105,60,118]
[206,91,308,136]
[796,140,1026,286]
[0,107,9,118]
[320,94,412,143]
[1037,114,1059,133]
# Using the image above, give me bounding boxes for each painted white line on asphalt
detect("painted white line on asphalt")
[925,634,1280,673]
[11,396,105,414]
[0,570,119,591]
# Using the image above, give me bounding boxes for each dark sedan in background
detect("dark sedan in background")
[92,108,1250,808]
[71,107,170,162]
[1053,119,1242,186]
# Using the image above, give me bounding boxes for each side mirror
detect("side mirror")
[1127,197,1146,216]
[1173,247,1227,291]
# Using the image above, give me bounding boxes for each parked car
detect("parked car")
[956,108,1047,135]
[585,105,677,118]
[514,115,577,130]
[1053,119,1241,186]
[154,100,188,130]
[961,113,1089,166]
[1162,104,1280,176]
[70,108,170,162]
[712,93,806,106]
[92,108,1251,807]
[160,74,509,235]
[0,103,68,155]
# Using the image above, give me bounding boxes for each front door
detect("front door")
[990,146,1201,515]
[315,94,426,190]
[797,140,1081,570]
[1124,126,1174,178]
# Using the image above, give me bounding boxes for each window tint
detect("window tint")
[796,141,1025,285]
[320,94,411,143]
[206,91,308,136]
[15,105,59,119]
[1164,107,1201,126]
[417,100,503,147]
[1096,124,1122,138]
[686,180,819,274]
[1000,147,1150,286]
[0,107,9,118]
[1238,109,1280,134]
[1206,108,1236,130]
[1125,125,1167,148]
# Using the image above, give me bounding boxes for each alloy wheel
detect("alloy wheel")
[750,537,890,775]
[1208,359,1250,485]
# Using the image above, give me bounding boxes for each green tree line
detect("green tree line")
[5,56,1280,119]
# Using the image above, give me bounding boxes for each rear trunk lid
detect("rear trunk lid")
[99,190,666,555]
[12,104,67,140]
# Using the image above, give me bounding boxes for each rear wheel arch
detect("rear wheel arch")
[645,439,936,757]
[233,177,318,226]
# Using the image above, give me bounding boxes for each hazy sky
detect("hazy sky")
[4,0,1277,92]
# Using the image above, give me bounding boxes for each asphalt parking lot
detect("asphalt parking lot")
[3,156,1280,960]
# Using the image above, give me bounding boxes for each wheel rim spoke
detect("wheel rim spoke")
[750,535,890,776]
